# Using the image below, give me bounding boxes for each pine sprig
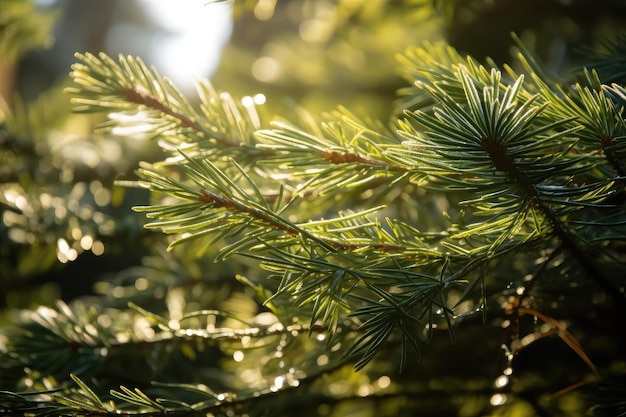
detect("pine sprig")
[133,150,452,353]
[66,53,263,155]
[64,43,626,378]
[394,50,626,307]
[0,0,57,61]
[68,53,419,200]
[133,149,441,263]
[254,106,415,197]
[576,32,626,84]
[516,68,626,178]
[393,65,602,238]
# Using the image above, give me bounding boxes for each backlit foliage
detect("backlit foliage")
[1,1,625,417]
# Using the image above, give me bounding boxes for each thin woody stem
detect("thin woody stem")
[124,87,410,176]
[481,135,626,311]
[198,189,409,253]
[322,149,410,172]
[123,87,242,148]
[198,188,300,237]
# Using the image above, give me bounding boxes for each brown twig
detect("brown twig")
[482,135,626,311]
[123,87,242,148]
[322,149,410,172]
[198,189,408,253]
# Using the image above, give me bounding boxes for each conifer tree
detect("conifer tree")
[1,1,625,416]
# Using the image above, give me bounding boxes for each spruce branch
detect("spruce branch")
[254,107,416,196]
[0,0,57,62]
[69,53,421,199]
[4,4,626,416]
[394,57,626,308]
[576,32,626,84]
[67,53,261,154]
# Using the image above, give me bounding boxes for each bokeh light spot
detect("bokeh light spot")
[377,375,391,389]
[252,56,282,83]
[91,240,105,256]
[490,393,508,406]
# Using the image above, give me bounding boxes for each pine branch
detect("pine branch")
[0,0,57,62]
[253,107,417,196]
[69,53,419,200]
[130,150,453,365]
[395,57,626,309]
[133,149,444,262]
[576,32,626,84]
[65,45,626,379]
[121,87,207,140]
[4,4,626,416]
[67,53,261,155]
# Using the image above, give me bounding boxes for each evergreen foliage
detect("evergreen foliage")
[1,1,626,416]
[0,0,56,62]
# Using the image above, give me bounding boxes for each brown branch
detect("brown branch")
[198,189,409,253]
[123,87,242,148]
[198,189,298,236]
[122,89,412,183]
[121,88,413,182]
[481,135,626,311]
[322,149,409,172]
[600,133,626,177]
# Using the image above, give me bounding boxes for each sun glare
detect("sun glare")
[108,0,233,91]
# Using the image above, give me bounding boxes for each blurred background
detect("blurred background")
[13,0,233,98]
